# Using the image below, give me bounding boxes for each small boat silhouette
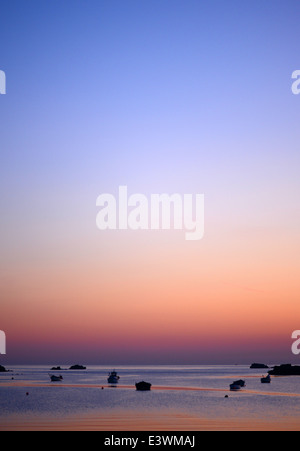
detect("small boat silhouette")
[261,374,271,383]
[108,370,120,384]
[49,374,63,382]
[229,379,245,391]
[233,379,246,387]
[135,381,151,391]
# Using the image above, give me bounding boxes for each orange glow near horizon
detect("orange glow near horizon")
[2,225,300,364]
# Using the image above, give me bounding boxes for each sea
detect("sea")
[0,365,300,430]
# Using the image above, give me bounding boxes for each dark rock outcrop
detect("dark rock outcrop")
[69,364,86,370]
[268,364,300,376]
[250,363,269,369]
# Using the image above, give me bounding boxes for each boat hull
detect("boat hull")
[233,379,246,387]
[108,376,119,384]
[229,384,241,391]
[136,381,151,391]
[261,374,271,383]
[50,375,63,382]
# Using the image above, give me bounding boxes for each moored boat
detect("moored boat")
[135,381,151,391]
[49,374,63,382]
[233,379,246,387]
[108,370,120,384]
[261,374,271,383]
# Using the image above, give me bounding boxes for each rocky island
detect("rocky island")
[69,364,86,370]
[268,364,300,376]
[250,363,269,369]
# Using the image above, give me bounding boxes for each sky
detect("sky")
[1,0,300,365]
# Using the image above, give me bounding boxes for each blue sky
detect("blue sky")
[1,0,299,239]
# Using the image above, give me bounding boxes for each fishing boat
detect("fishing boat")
[49,374,63,382]
[233,379,246,387]
[107,370,120,384]
[135,381,151,391]
[261,374,271,384]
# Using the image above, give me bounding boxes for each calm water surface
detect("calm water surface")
[0,365,300,425]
